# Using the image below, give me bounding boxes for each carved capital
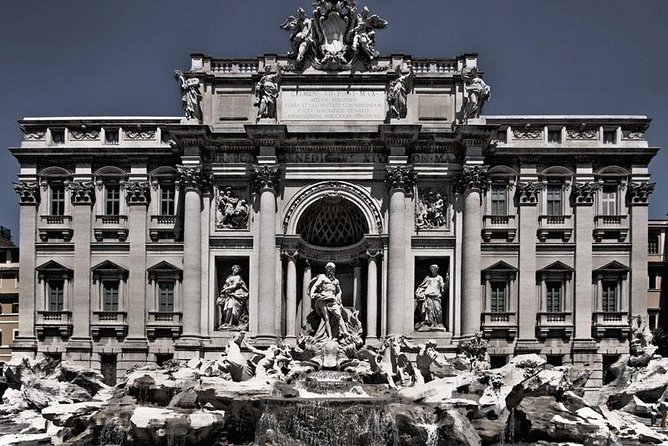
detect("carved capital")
[627,181,655,206]
[13,181,40,205]
[571,182,600,206]
[68,181,96,205]
[177,165,203,191]
[281,249,299,261]
[366,249,384,261]
[385,165,416,193]
[253,165,281,194]
[516,182,542,206]
[125,181,151,205]
[455,166,488,194]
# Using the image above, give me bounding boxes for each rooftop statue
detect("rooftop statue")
[458,67,491,123]
[388,65,415,119]
[253,67,281,121]
[280,1,388,70]
[174,70,202,122]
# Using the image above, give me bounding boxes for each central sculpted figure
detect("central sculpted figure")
[308,262,350,339]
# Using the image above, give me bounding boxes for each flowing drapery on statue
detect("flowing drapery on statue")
[303,262,362,341]
[414,264,447,331]
[217,265,249,330]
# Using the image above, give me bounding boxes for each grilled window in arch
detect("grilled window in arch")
[297,197,369,247]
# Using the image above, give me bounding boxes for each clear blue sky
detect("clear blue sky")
[1,0,667,241]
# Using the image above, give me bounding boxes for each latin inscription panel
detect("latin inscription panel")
[282,90,386,121]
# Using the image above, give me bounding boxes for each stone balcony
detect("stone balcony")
[482,215,517,242]
[481,312,517,339]
[149,215,178,242]
[536,312,574,339]
[94,215,128,242]
[592,311,630,339]
[147,311,182,339]
[36,310,72,338]
[91,311,128,339]
[537,215,573,242]
[38,215,73,242]
[593,215,629,242]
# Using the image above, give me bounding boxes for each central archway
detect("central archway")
[297,196,369,248]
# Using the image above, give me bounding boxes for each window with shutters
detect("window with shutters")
[490,185,507,216]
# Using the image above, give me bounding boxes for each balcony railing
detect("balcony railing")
[481,312,517,339]
[94,215,128,241]
[147,311,182,339]
[149,215,178,241]
[536,312,574,339]
[538,215,573,242]
[593,215,629,242]
[592,311,630,338]
[91,311,128,339]
[39,215,73,242]
[36,310,72,338]
[482,215,517,242]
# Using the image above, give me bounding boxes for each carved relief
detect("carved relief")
[253,68,281,121]
[455,166,489,193]
[571,182,600,205]
[253,165,281,193]
[23,131,46,141]
[68,181,96,205]
[385,165,416,193]
[175,70,203,122]
[622,127,646,141]
[216,187,250,230]
[512,127,543,140]
[13,181,40,205]
[415,188,449,230]
[70,130,100,141]
[627,181,655,205]
[125,181,151,205]
[516,182,542,205]
[388,65,415,120]
[125,129,156,141]
[566,127,598,140]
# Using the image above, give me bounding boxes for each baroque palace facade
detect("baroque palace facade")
[9,4,658,386]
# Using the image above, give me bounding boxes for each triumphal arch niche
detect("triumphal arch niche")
[169,0,493,349]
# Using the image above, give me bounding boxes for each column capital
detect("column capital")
[571,181,600,206]
[68,181,96,206]
[253,165,281,194]
[177,165,206,192]
[627,181,655,206]
[455,166,488,194]
[366,248,384,261]
[125,181,151,206]
[13,181,40,205]
[516,181,541,206]
[281,248,299,261]
[385,165,416,193]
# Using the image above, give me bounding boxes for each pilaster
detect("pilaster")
[628,181,655,320]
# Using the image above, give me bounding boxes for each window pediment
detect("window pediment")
[482,261,517,280]
[537,261,574,281]
[91,260,129,282]
[147,261,183,282]
[593,260,629,280]
[36,260,73,280]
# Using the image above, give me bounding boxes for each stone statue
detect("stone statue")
[305,262,362,341]
[350,7,388,60]
[174,70,202,122]
[280,8,314,65]
[217,265,249,331]
[253,67,281,121]
[459,67,491,123]
[414,264,447,331]
[216,187,249,229]
[388,65,415,120]
[400,337,448,382]
[416,191,448,230]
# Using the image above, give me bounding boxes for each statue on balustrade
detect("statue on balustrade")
[350,7,388,61]
[388,65,415,119]
[216,187,249,229]
[414,264,447,331]
[254,67,281,121]
[280,8,314,65]
[303,262,363,342]
[458,67,491,123]
[217,265,249,331]
[174,70,202,122]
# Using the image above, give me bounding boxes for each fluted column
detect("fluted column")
[385,166,416,336]
[366,249,382,340]
[283,249,298,340]
[254,165,281,341]
[302,261,312,324]
[178,165,204,340]
[458,166,487,338]
[125,181,150,340]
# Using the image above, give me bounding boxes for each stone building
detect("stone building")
[9,4,658,386]
[648,220,668,330]
[0,228,19,364]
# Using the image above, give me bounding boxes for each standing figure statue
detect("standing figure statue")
[459,67,491,123]
[254,67,281,122]
[217,265,249,330]
[280,8,315,65]
[174,70,202,122]
[351,7,388,60]
[388,65,415,120]
[414,264,448,331]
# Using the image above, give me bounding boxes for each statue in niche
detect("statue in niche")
[416,191,448,230]
[350,7,388,61]
[174,70,202,122]
[253,67,281,121]
[388,65,415,119]
[217,265,249,331]
[216,187,249,230]
[280,8,315,65]
[414,264,447,331]
[303,262,363,341]
[458,67,491,123]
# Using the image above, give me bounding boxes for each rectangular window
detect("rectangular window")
[104,129,119,145]
[546,281,563,313]
[603,129,617,144]
[102,280,119,312]
[649,233,660,255]
[649,273,658,290]
[548,129,562,143]
[601,185,617,216]
[160,185,176,216]
[496,129,507,144]
[11,303,18,314]
[602,280,618,313]
[51,185,66,216]
[490,185,507,216]
[546,185,563,216]
[158,281,175,312]
[490,281,507,313]
[105,185,121,215]
[48,280,65,312]
[51,129,65,145]
[12,329,18,341]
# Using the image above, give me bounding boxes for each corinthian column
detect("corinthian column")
[458,166,487,338]
[385,165,416,336]
[283,249,298,341]
[366,248,382,341]
[254,165,281,342]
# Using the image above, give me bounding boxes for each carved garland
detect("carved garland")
[125,130,156,141]
[627,182,655,205]
[70,130,100,141]
[571,182,600,205]
[282,181,384,234]
[253,165,281,194]
[125,181,151,205]
[13,181,40,205]
[68,181,96,205]
[566,127,598,140]
[512,128,543,140]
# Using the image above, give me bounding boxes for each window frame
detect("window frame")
[489,280,508,313]
[490,184,508,216]
[104,128,120,145]
[50,183,67,216]
[47,279,65,312]
[159,183,176,216]
[546,183,563,216]
[600,184,618,216]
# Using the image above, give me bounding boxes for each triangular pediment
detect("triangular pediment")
[147,261,183,281]
[482,261,518,273]
[596,260,630,272]
[36,260,73,274]
[91,260,129,280]
[538,261,574,273]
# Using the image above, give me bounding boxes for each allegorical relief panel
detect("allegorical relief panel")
[415,188,449,230]
[215,186,250,230]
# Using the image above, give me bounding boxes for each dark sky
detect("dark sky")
[1,0,667,241]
